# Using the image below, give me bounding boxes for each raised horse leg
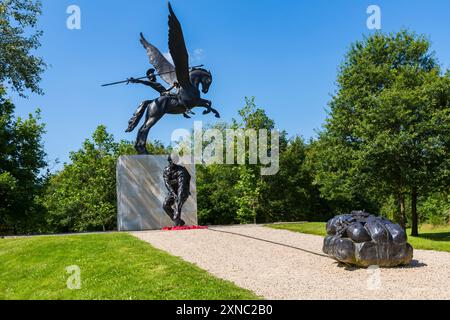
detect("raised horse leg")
[197,98,220,118]
[206,107,220,118]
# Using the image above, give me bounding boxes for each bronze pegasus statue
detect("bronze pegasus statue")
[126,2,220,154]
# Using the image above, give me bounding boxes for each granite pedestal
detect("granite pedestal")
[117,155,197,231]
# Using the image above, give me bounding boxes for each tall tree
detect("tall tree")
[196,97,330,225]
[0,0,47,234]
[235,166,261,224]
[263,137,331,222]
[0,0,45,96]
[233,97,276,223]
[196,162,240,225]
[0,87,47,234]
[313,31,450,235]
[197,98,277,225]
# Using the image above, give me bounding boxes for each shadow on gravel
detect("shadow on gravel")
[402,259,428,268]
[335,259,427,271]
[208,228,330,259]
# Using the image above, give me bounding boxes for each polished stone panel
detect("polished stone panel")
[117,155,197,231]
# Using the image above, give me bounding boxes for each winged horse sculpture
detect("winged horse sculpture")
[126,2,220,154]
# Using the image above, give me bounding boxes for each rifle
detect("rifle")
[101,64,204,87]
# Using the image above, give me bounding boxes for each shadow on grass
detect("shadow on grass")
[415,232,450,242]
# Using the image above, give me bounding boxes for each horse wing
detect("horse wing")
[168,2,191,90]
[139,33,177,87]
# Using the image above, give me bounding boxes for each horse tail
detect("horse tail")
[126,100,152,133]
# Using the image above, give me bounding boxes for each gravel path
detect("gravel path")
[132,225,450,300]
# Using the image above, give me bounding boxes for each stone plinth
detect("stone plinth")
[117,155,197,231]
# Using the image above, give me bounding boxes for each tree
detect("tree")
[233,97,275,223]
[263,137,331,222]
[237,97,275,132]
[312,30,450,235]
[42,126,168,232]
[0,0,47,235]
[197,162,240,225]
[235,166,261,224]
[196,97,332,225]
[0,0,45,96]
[196,97,275,225]
[419,192,450,225]
[0,87,47,234]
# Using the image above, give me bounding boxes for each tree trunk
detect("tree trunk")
[398,193,406,230]
[411,187,419,237]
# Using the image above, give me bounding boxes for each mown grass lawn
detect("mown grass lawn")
[268,222,450,253]
[0,233,259,300]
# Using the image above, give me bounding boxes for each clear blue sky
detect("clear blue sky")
[10,0,450,170]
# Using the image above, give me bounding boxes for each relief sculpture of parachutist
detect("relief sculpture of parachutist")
[163,156,191,227]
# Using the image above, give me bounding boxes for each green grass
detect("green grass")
[0,233,259,300]
[268,222,450,253]
[270,222,327,236]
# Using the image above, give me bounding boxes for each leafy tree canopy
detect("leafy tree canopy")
[312,30,450,234]
[0,0,45,96]
[0,87,47,233]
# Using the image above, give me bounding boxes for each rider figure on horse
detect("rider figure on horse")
[127,69,195,119]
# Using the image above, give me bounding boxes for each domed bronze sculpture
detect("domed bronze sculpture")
[323,211,413,267]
